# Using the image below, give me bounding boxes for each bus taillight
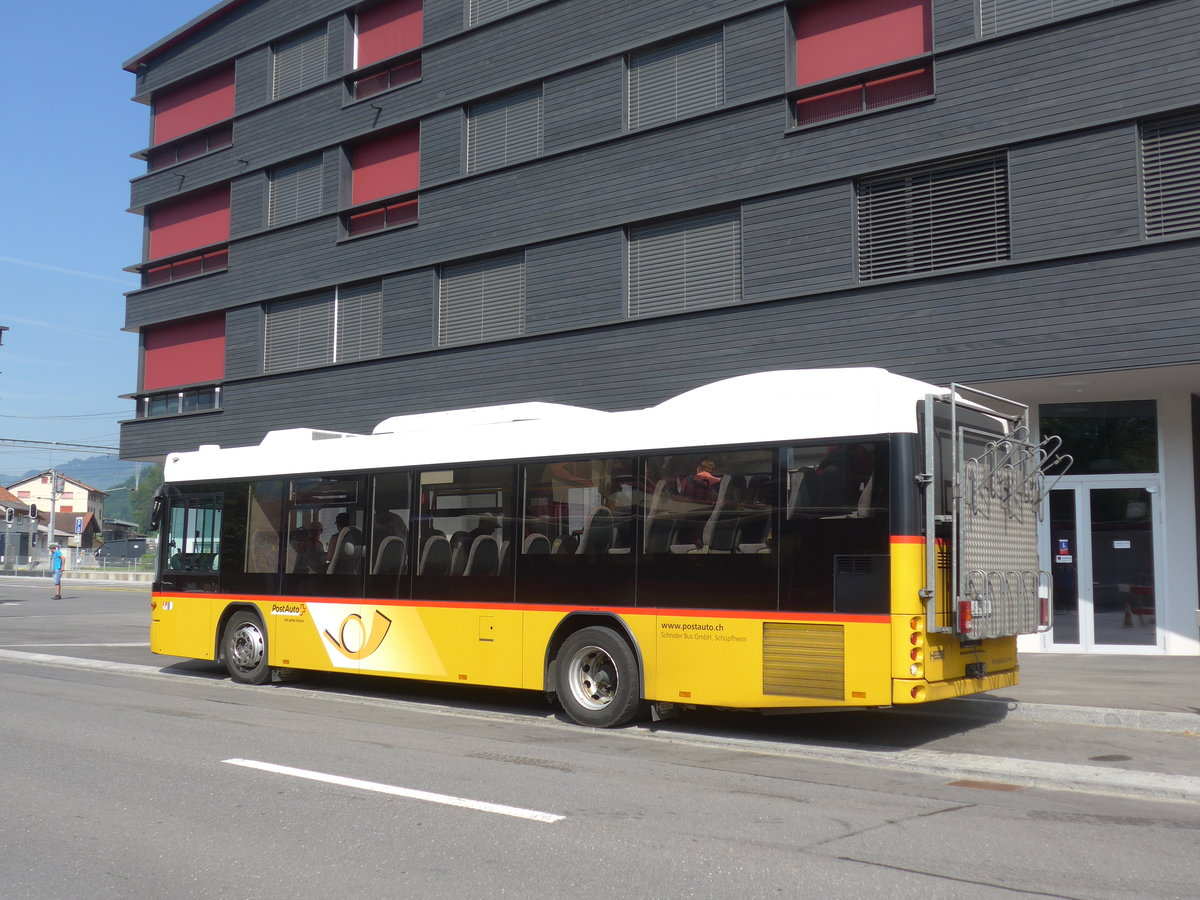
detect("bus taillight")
[958,599,974,636]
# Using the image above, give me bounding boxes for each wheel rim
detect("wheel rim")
[229,621,265,672]
[566,644,618,711]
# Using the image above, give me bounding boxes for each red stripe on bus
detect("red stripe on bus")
[890,535,925,543]
[152,592,890,623]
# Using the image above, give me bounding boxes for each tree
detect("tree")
[104,464,164,532]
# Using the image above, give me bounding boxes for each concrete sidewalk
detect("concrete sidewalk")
[946,653,1200,735]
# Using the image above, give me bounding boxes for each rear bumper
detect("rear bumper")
[893,666,1019,704]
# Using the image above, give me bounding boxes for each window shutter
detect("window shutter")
[1141,109,1200,239]
[152,67,235,145]
[857,152,1009,281]
[979,0,1117,38]
[467,85,543,173]
[356,0,422,68]
[628,30,724,131]
[142,313,226,391]
[336,281,383,361]
[439,253,525,346]
[268,156,324,227]
[628,207,741,318]
[264,292,335,372]
[795,0,930,87]
[273,28,328,99]
[469,0,540,27]
[147,186,231,260]
[351,128,420,205]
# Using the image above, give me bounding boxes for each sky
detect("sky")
[0,0,215,482]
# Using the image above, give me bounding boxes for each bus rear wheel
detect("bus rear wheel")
[222,610,270,685]
[556,627,641,727]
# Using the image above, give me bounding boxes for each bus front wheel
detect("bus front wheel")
[556,627,641,727]
[222,610,270,685]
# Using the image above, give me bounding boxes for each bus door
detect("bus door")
[280,476,368,674]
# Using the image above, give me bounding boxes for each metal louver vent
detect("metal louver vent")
[268,155,323,227]
[1141,109,1200,238]
[439,252,525,346]
[857,152,1009,281]
[273,27,327,99]
[627,29,724,131]
[469,0,541,27]
[628,206,741,318]
[763,622,845,700]
[979,0,1121,38]
[467,85,543,173]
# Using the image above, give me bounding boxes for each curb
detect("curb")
[914,696,1200,736]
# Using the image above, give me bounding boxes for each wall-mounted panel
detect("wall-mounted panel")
[1010,124,1139,258]
[743,183,853,299]
[525,229,625,333]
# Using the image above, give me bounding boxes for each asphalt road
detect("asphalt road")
[1,581,1197,898]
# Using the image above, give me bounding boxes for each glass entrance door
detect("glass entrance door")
[1047,481,1161,650]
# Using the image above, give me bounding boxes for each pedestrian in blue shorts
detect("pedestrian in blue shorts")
[51,543,64,599]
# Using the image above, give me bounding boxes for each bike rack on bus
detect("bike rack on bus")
[921,385,1071,636]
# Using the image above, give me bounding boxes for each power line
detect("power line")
[0,439,119,453]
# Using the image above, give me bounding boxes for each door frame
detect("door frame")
[1038,474,1166,654]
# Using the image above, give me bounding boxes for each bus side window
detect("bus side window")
[245,480,284,575]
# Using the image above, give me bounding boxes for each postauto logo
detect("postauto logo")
[322,609,393,660]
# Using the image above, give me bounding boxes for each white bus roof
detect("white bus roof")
[164,368,947,483]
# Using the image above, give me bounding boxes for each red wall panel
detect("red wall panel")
[152,67,235,145]
[147,186,231,261]
[796,0,930,87]
[142,313,226,391]
[351,128,420,205]
[357,0,423,68]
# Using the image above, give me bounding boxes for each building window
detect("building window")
[137,386,223,420]
[627,29,724,132]
[147,123,233,171]
[345,127,420,236]
[351,0,423,100]
[142,313,226,392]
[264,281,382,372]
[467,85,543,173]
[143,186,231,287]
[856,152,1009,281]
[468,0,541,27]
[273,27,328,99]
[438,252,525,346]
[979,0,1127,38]
[793,0,932,126]
[1141,108,1200,239]
[269,155,324,227]
[628,207,741,318]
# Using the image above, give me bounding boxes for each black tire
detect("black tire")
[555,626,642,727]
[222,610,270,685]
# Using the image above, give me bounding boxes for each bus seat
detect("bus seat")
[498,540,512,574]
[786,467,816,519]
[372,535,407,576]
[576,506,615,555]
[464,535,500,575]
[700,476,735,551]
[523,533,551,554]
[327,527,364,575]
[418,534,451,575]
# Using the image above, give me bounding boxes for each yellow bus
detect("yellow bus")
[149,369,1064,726]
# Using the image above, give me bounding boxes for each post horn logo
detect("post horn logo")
[323,609,392,660]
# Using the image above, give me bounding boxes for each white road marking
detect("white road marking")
[4,642,150,648]
[3,648,1198,803]
[224,758,565,823]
